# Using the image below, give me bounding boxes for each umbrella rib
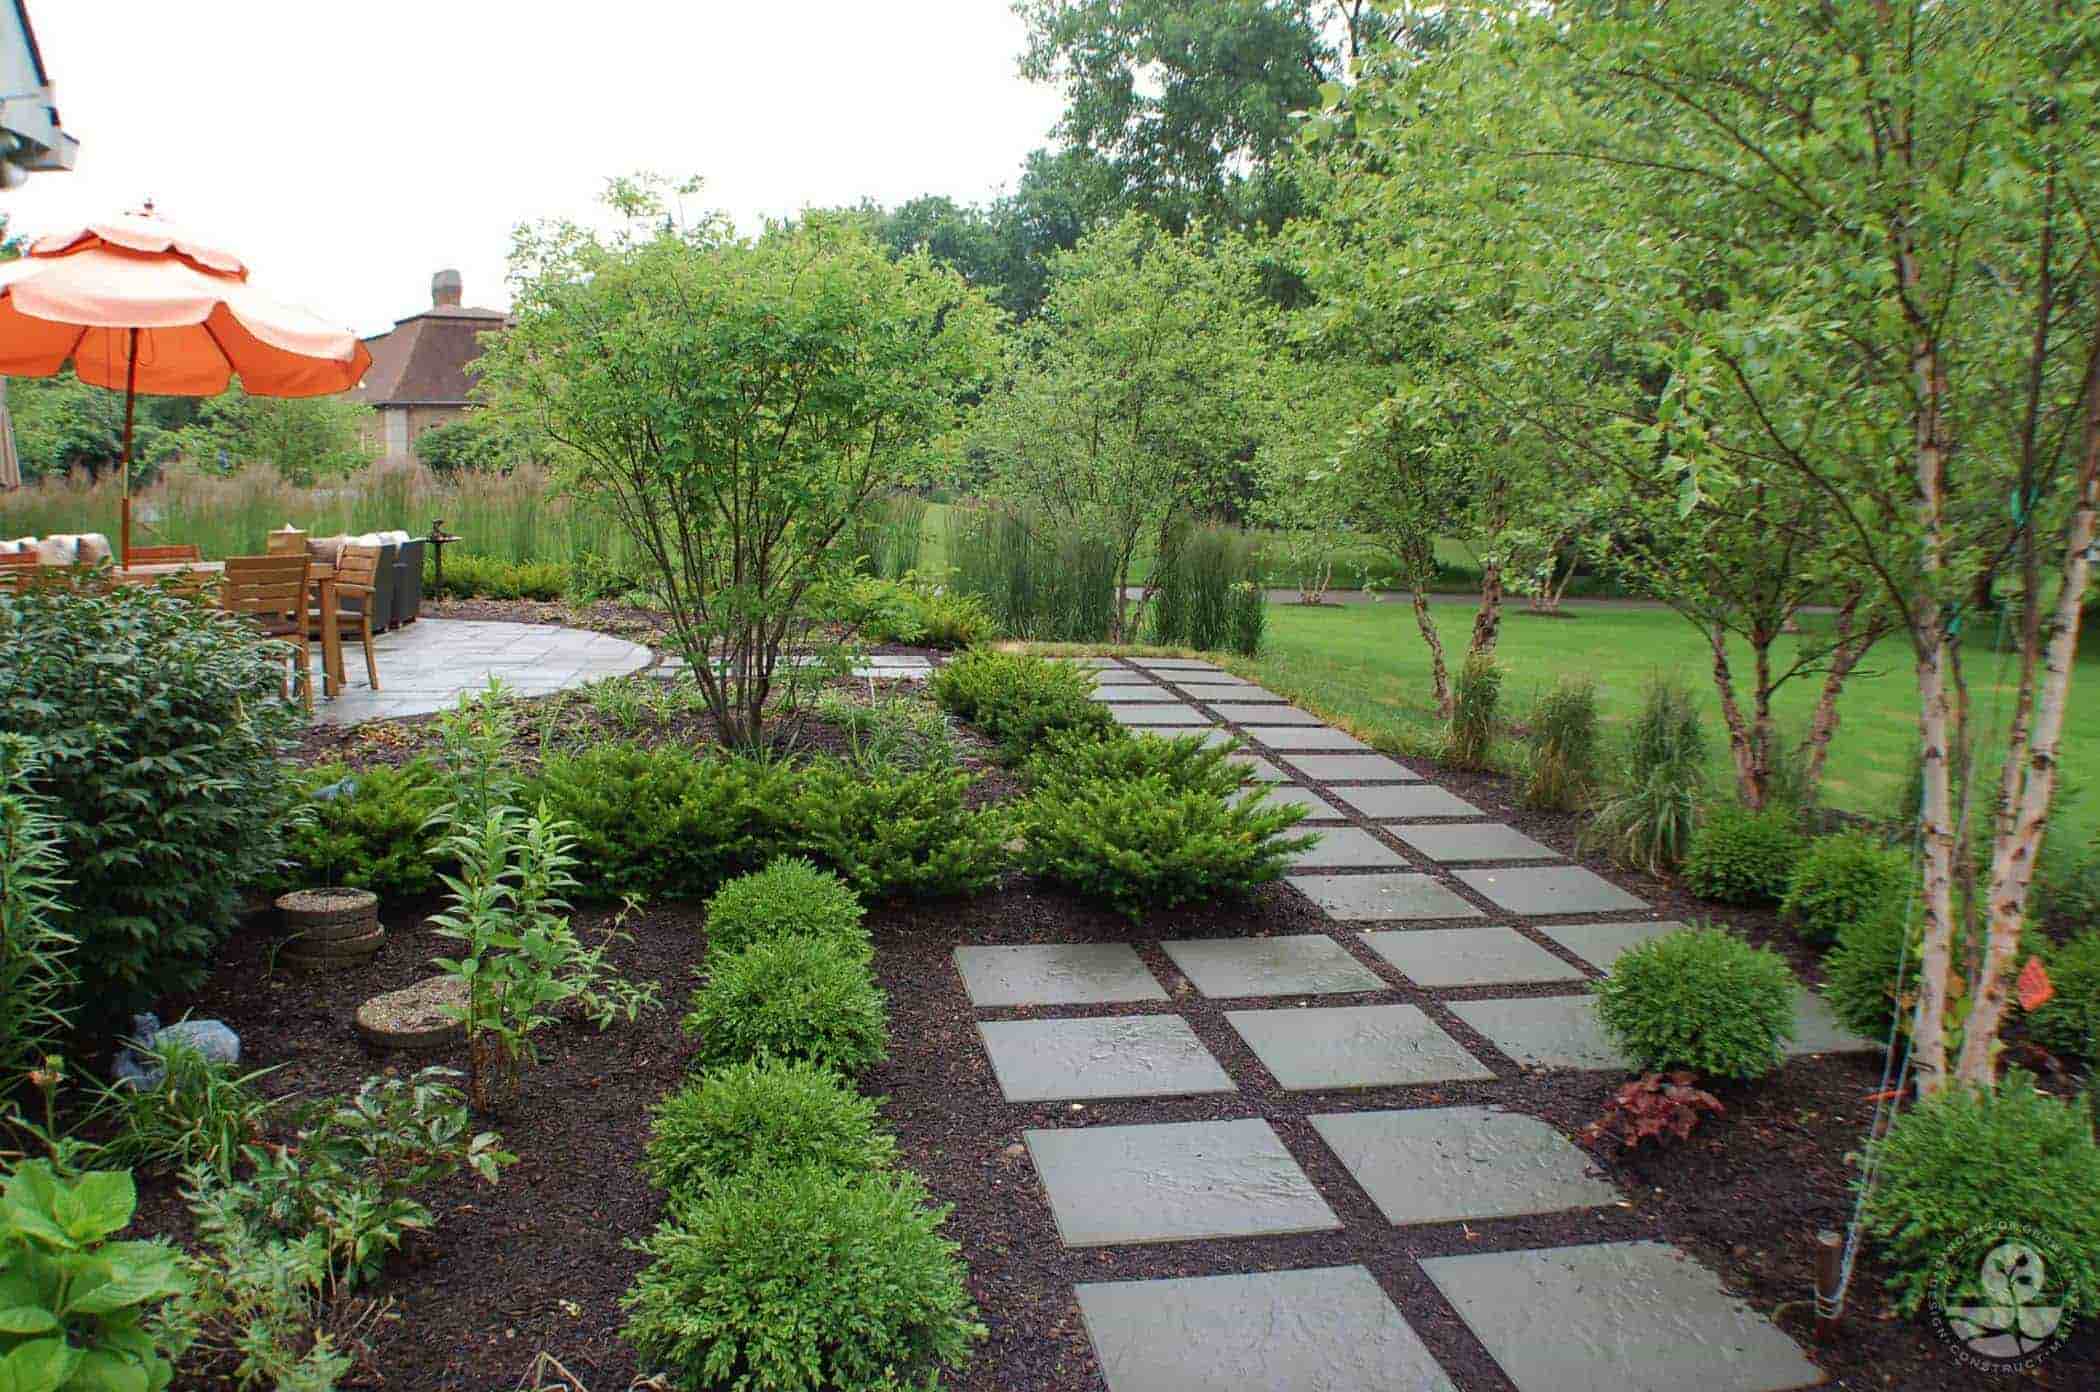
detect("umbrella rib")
[199,315,239,384]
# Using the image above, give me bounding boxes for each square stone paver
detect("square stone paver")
[1111,703,1213,727]
[953,944,1168,1007]
[1311,1106,1618,1224]
[1792,993,1874,1056]
[1133,659,1224,673]
[1445,994,1625,1070]
[977,1017,1233,1102]
[1161,935,1385,997]
[1362,927,1589,989]
[1075,1266,1456,1392]
[1333,785,1484,819]
[1092,669,1160,684]
[1421,1240,1826,1392]
[1248,725,1373,752]
[1024,1119,1340,1246]
[1536,921,1685,974]
[1455,866,1648,915]
[1090,684,1175,702]
[1228,1004,1495,1089]
[1395,823,1561,863]
[1180,682,1278,701]
[1194,729,1244,750]
[1289,873,1484,922]
[1290,827,1411,870]
[1259,786,1347,821]
[1212,703,1324,726]
[1284,753,1422,782]
[1227,752,1289,783]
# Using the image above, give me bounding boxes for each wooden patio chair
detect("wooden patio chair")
[221,554,315,710]
[126,543,203,564]
[310,542,382,691]
[0,551,37,594]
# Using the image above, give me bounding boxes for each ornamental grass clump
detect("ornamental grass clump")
[703,858,867,960]
[683,935,889,1076]
[621,1167,983,1392]
[1443,650,1501,770]
[644,1059,897,1198]
[1595,924,1797,1080]
[1684,803,1808,906]
[1524,677,1598,811]
[1585,677,1708,873]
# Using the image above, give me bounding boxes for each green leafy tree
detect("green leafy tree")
[970,211,1273,640]
[482,179,1001,748]
[172,382,373,485]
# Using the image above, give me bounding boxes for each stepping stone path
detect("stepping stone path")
[961,655,1854,1390]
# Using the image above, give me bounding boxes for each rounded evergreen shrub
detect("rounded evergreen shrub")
[1859,1075,2100,1322]
[0,579,304,1029]
[786,759,1010,900]
[1684,804,1807,906]
[1823,901,1915,1040]
[621,1167,983,1391]
[1017,774,1316,920]
[1595,925,1798,1080]
[2028,930,2100,1061]
[644,1059,897,1198]
[703,857,867,959]
[278,758,447,897]
[929,649,1113,761]
[683,935,888,1075]
[1782,830,1912,946]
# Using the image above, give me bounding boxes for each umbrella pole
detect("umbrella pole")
[120,327,138,567]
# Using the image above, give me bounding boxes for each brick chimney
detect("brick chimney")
[431,268,463,309]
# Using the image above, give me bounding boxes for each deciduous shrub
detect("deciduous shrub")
[1524,677,1598,812]
[279,758,447,897]
[684,936,889,1076]
[1783,830,1912,947]
[621,1168,983,1392]
[1018,776,1315,920]
[2028,930,2100,1061]
[931,649,1114,761]
[1585,678,1708,873]
[1021,728,1244,798]
[1444,651,1501,770]
[704,858,868,959]
[1823,901,1916,1040]
[1595,925,1797,1080]
[0,579,304,1029]
[1859,1076,2100,1321]
[1685,804,1807,906]
[644,1060,896,1198]
[786,760,1011,900]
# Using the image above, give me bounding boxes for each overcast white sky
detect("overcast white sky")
[4,1,1065,336]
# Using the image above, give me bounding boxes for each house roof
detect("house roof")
[350,303,508,408]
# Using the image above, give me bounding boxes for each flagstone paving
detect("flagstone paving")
[966,657,1832,1391]
[312,618,653,724]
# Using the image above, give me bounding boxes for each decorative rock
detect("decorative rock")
[112,1013,242,1089]
[276,887,381,940]
[356,974,468,1054]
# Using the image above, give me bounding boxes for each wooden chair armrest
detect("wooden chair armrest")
[333,581,375,598]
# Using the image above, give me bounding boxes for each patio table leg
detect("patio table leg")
[317,576,343,698]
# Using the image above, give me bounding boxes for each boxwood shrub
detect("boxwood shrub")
[644,1059,897,1198]
[1823,901,1916,1040]
[0,580,304,1027]
[930,649,1113,761]
[1684,804,1807,905]
[621,1167,983,1392]
[703,857,867,959]
[1782,831,1912,946]
[683,935,888,1076]
[1595,925,1798,1080]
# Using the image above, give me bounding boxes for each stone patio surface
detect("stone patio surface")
[977,1017,1233,1102]
[1362,927,1589,988]
[1289,826,1412,870]
[1536,920,1685,973]
[1445,993,1625,1071]
[1284,753,1422,782]
[1310,1106,1619,1224]
[1211,702,1325,725]
[953,944,1167,1007]
[1394,823,1561,863]
[1228,1004,1495,1089]
[1110,703,1211,726]
[1288,873,1484,922]
[1455,865,1650,915]
[1248,725,1373,752]
[1161,935,1385,997]
[1075,1266,1456,1392]
[1024,1119,1341,1246]
[1090,684,1178,702]
[1332,784,1485,819]
[310,619,653,725]
[1257,786,1347,820]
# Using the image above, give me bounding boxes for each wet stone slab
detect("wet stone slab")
[1075,1265,1456,1392]
[1131,658,1225,673]
[1178,681,1278,700]
[953,944,1168,1008]
[1258,786,1347,821]
[1445,994,1627,1071]
[1421,1240,1826,1392]
[1227,752,1290,783]
[1362,927,1589,989]
[1395,823,1562,864]
[1791,992,1875,1056]
[1455,865,1649,915]
[1248,725,1373,753]
[1311,1106,1619,1225]
[1332,784,1484,820]
[1289,826,1412,870]
[1161,935,1386,997]
[977,1016,1234,1103]
[1110,703,1213,727]
[1228,1004,1496,1090]
[1211,703,1325,726]
[1283,753,1422,783]
[1536,921,1685,974]
[1092,669,1161,684]
[1288,873,1484,922]
[1023,1119,1341,1247]
[1089,684,1176,702]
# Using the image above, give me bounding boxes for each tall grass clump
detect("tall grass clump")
[852,494,930,579]
[1444,652,1502,770]
[1148,519,1265,655]
[0,736,75,1096]
[1586,677,1708,873]
[946,503,1117,642]
[1525,677,1599,811]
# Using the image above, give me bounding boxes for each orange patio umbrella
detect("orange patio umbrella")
[0,205,371,563]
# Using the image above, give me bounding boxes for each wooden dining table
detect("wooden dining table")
[114,560,345,699]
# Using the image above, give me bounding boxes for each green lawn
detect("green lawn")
[1243,598,2100,843]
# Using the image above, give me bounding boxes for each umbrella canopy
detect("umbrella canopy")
[0,207,372,559]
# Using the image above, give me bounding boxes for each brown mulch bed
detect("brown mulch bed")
[106,665,2096,1389]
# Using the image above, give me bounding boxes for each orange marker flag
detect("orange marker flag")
[2018,954,2055,1012]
